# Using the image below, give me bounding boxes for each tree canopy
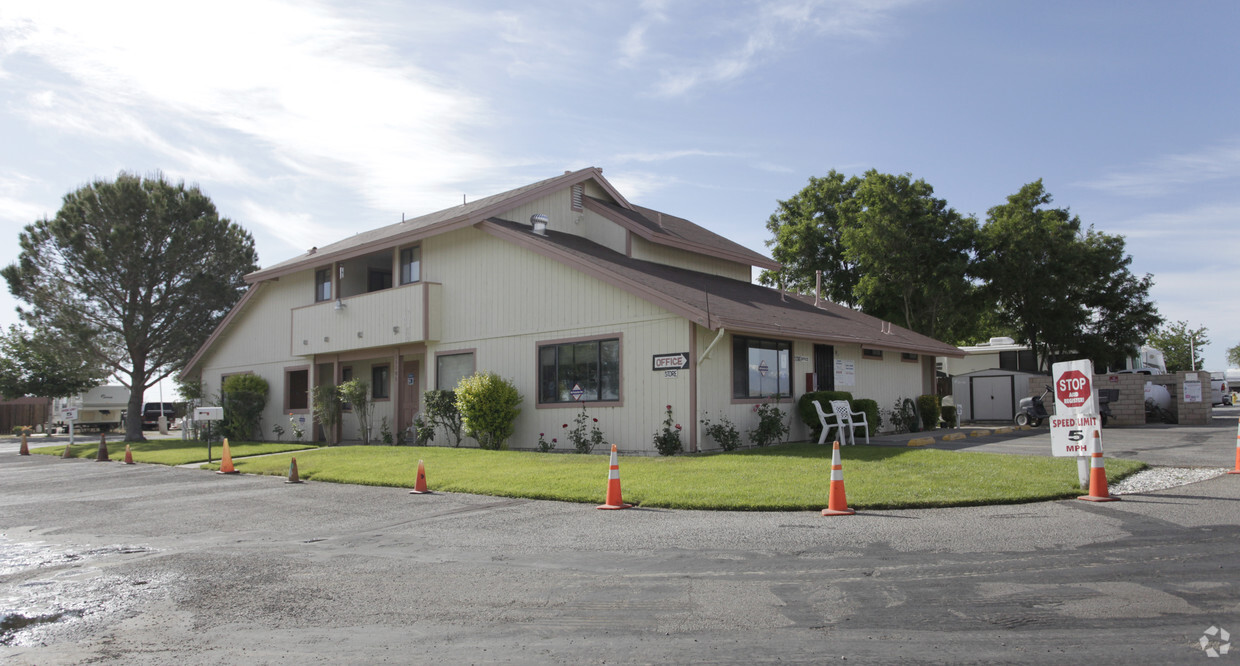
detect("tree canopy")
[975,180,1161,371]
[1146,321,1209,373]
[1228,343,1240,368]
[2,172,258,440]
[0,324,108,400]
[761,169,982,342]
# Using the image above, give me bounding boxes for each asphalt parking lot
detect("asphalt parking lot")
[1,409,1238,664]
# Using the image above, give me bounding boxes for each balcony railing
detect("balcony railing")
[291,282,441,356]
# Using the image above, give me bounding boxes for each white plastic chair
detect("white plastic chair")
[812,399,846,446]
[829,399,870,445]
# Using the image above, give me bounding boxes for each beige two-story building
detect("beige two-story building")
[183,167,963,452]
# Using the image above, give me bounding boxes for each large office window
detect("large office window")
[539,337,620,403]
[732,336,791,399]
[436,352,474,391]
[314,268,332,302]
[400,246,421,285]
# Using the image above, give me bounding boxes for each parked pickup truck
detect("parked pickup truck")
[1209,372,1232,406]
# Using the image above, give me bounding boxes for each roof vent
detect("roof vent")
[530,214,549,236]
[988,336,1016,346]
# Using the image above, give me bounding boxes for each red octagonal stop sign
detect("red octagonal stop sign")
[1056,369,1091,409]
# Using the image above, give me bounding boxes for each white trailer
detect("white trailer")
[52,385,130,431]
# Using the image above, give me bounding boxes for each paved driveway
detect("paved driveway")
[1,413,1238,663]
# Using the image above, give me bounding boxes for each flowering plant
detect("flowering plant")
[537,432,556,452]
[749,399,788,447]
[652,404,683,456]
[565,404,606,454]
[289,415,305,442]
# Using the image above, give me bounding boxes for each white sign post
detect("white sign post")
[60,407,80,446]
[194,407,224,463]
[1050,359,1100,489]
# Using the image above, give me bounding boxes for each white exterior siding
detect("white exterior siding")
[628,236,751,280]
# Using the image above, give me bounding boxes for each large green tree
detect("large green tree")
[761,170,982,341]
[760,170,862,305]
[0,324,108,399]
[2,172,258,441]
[1228,343,1240,368]
[842,170,980,341]
[976,180,1161,371]
[1146,321,1209,373]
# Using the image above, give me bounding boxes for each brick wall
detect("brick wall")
[1023,371,1213,426]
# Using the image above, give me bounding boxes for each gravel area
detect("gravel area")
[1110,466,1230,495]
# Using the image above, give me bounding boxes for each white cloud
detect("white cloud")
[0,0,497,218]
[1081,139,1240,197]
[612,148,736,163]
[237,199,344,256]
[0,172,49,223]
[604,170,681,202]
[631,0,918,98]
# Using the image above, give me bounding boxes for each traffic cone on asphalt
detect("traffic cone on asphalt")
[19,433,29,456]
[597,444,632,510]
[822,440,856,516]
[1229,418,1240,475]
[1078,431,1118,502]
[123,444,135,465]
[409,459,431,494]
[95,433,109,462]
[285,457,304,484]
[217,438,238,474]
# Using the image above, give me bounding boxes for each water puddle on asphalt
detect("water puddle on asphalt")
[0,535,162,646]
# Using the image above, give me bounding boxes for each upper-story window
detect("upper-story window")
[400,246,421,285]
[314,268,332,302]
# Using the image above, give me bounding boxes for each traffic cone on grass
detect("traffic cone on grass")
[409,459,431,494]
[822,440,855,516]
[19,433,29,456]
[597,444,632,510]
[285,457,304,484]
[217,438,238,474]
[123,444,134,465]
[1078,431,1118,502]
[95,433,109,462]
[1229,417,1240,475]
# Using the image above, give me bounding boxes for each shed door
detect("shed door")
[971,375,1014,421]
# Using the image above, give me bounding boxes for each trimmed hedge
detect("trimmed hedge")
[852,398,880,435]
[917,395,941,431]
[941,405,958,428]
[797,390,853,436]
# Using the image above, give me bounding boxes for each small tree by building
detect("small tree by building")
[455,372,521,450]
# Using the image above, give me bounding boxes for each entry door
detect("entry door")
[971,375,1014,421]
[814,344,835,391]
[399,359,420,436]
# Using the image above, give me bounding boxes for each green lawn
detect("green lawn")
[31,439,318,466]
[202,442,1147,511]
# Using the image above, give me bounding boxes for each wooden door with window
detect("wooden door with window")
[399,359,420,439]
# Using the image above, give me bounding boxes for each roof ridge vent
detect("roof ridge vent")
[530,213,549,236]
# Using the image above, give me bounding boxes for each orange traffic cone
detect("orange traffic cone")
[285,457,304,484]
[95,433,109,462]
[822,440,855,516]
[597,444,632,510]
[409,459,431,494]
[123,444,135,465]
[1078,431,1118,502]
[19,433,29,456]
[1229,418,1240,475]
[216,438,238,474]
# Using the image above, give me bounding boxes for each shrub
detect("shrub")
[222,373,269,441]
[423,389,462,447]
[700,413,742,451]
[886,398,919,434]
[941,405,958,428]
[917,395,941,431]
[537,432,556,452]
[455,372,522,450]
[338,379,373,444]
[749,401,789,447]
[851,398,880,435]
[380,416,393,445]
[652,404,683,456]
[312,383,342,443]
[271,422,285,441]
[564,404,606,454]
[411,414,435,446]
[796,390,854,437]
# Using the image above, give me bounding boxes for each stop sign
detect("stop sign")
[1056,370,1091,409]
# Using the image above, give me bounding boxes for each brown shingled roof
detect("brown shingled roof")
[479,218,964,357]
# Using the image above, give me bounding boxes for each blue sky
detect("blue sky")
[1,0,1238,402]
